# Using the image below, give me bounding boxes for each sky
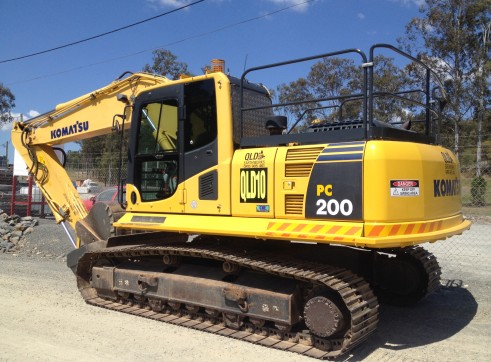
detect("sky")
[0,0,426,163]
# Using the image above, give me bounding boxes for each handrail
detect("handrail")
[239,44,446,144]
[240,49,368,139]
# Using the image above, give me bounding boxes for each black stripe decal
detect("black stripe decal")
[318,153,363,162]
[322,146,365,153]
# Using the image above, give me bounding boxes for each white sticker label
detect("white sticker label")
[390,180,420,197]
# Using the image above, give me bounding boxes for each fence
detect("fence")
[435,135,490,279]
[65,158,127,188]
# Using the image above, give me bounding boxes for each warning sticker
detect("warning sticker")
[390,180,420,197]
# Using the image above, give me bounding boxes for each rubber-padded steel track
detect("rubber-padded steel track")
[78,243,379,359]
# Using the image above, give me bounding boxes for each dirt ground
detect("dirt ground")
[0,221,489,362]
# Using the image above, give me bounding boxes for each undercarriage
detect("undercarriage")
[68,232,441,359]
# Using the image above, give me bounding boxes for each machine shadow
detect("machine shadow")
[346,280,478,360]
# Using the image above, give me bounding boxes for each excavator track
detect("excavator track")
[75,242,379,359]
[373,245,442,305]
[406,246,442,296]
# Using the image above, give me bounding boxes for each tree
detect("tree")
[276,58,360,131]
[0,83,15,125]
[143,49,189,80]
[276,77,317,130]
[371,55,422,128]
[276,55,416,131]
[399,0,490,162]
[470,1,491,177]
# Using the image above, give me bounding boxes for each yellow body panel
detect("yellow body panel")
[364,140,463,222]
[114,212,469,249]
[117,138,469,247]
[115,212,363,243]
[126,183,185,214]
[119,138,470,248]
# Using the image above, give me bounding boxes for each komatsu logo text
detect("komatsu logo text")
[51,121,89,139]
[240,168,267,203]
[434,179,460,197]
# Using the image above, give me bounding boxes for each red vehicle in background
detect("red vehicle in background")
[83,187,125,212]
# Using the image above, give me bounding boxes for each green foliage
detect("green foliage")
[76,131,129,179]
[276,55,421,131]
[471,176,487,206]
[0,83,15,125]
[276,77,316,128]
[372,55,422,126]
[143,49,189,80]
[276,58,363,130]
[447,110,491,172]
[399,0,490,160]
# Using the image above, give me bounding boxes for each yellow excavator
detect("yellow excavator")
[12,44,470,359]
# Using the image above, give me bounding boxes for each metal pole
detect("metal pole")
[10,175,16,215]
[27,175,33,217]
[1,141,8,168]
[60,221,77,248]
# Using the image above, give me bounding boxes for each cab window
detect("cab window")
[137,99,178,154]
[185,79,217,151]
[135,99,179,202]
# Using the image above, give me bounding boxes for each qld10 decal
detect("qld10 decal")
[315,184,353,216]
[240,168,267,203]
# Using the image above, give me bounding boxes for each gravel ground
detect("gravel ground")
[12,217,75,259]
[1,219,490,361]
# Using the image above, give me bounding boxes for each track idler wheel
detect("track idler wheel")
[304,296,346,338]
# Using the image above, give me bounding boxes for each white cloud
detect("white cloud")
[145,0,199,11]
[266,0,312,13]
[147,0,226,9]
[1,112,18,131]
[147,0,311,13]
[1,110,40,132]
[391,0,426,7]
[148,0,191,7]
[357,12,365,20]
[27,110,40,118]
[1,122,12,132]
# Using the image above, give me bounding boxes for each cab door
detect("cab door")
[127,84,185,214]
[181,79,219,214]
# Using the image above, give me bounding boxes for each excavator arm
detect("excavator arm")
[11,72,169,245]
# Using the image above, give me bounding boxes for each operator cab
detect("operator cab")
[128,79,219,203]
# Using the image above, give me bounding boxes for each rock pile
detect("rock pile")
[0,211,38,253]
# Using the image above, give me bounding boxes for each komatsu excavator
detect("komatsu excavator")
[12,44,470,359]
